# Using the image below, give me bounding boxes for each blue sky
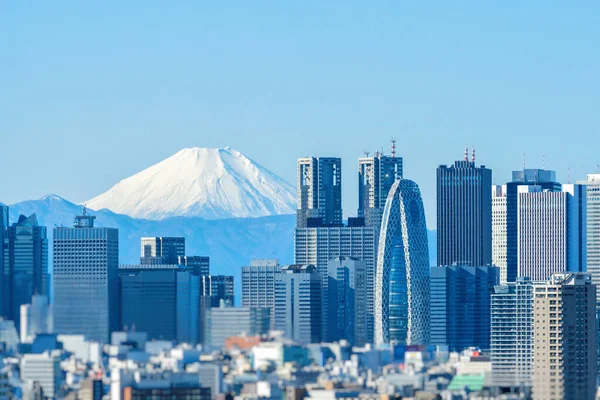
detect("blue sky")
[1,2,599,227]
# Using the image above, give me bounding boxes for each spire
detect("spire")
[464,146,469,162]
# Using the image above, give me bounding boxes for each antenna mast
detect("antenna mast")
[391,139,397,158]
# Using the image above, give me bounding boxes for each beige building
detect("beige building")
[532,273,597,400]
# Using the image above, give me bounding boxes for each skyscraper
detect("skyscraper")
[5,213,48,330]
[0,205,8,318]
[430,265,499,351]
[532,273,597,400]
[204,306,270,349]
[241,259,280,329]
[577,173,600,306]
[358,154,403,228]
[374,179,430,345]
[178,255,210,276]
[517,184,585,280]
[492,185,508,284]
[201,275,234,307]
[20,295,53,344]
[436,150,492,266]
[296,157,342,228]
[274,264,322,344]
[53,208,119,343]
[326,256,367,345]
[119,264,200,343]
[140,237,185,265]
[505,168,561,282]
[490,278,537,390]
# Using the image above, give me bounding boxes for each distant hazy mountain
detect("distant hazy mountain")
[85,147,296,220]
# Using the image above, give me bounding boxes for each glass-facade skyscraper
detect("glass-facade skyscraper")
[577,173,600,307]
[374,179,430,345]
[0,205,8,318]
[53,208,119,343]
[436,153,492,267]
[5,214,48,331]
[358,155,403,228]
[140,237,185,265]
[296,157,342,228]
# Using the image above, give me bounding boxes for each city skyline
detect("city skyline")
[2,2,600,227]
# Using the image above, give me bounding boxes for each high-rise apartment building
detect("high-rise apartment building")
[492,185,508,284]
[326,257,367,345]
[178,255,210,276]
[358,154,403,228]
[241,259,280,329]
[296,157,342,228]
[4,214,48,331]
[577,173,600,306]
[119,264,200,344]
[374,179,430,345]
[505,168,561,282]
[274,264,322,344]
[532,273,597,400]
[436,151,492,267]
[53,208,119,343]
[140,237,185,265]
[517,184,585,280]
[430,265,499,351]
[490,278,537,390]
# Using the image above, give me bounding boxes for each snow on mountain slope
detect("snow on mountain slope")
[85,147,296,220]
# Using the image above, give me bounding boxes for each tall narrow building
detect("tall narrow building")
[274,264,322,344]
[577,173,600,306]
[492,185,508,284]
[517,184,585,280]
[358,154,403,228]
[436,149,492,266]
[374,179,430,345]
[0,205,8,318]
[490,278,537,391]
[5,214,49,331]
[53,208,119,343]
[241,259,280,328]
[296,157,342,228]
[505,168,561,282]
[532,273,597,400]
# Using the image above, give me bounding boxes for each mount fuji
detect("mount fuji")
[85,147,296,220]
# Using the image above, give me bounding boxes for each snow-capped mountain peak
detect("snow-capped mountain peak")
[84,147,296,220]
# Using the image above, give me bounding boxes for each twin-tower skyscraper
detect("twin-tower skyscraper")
[294,153,430,345]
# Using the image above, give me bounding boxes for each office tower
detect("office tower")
[490,278,536,390]
[436,150,492,266]
[296,157,342,228]
[112,371,211,400]
[20,352,62,399]
[0,318,19,352]
[4,214,48,331]
[178,255,210,276]
[241,259,280,329]
[204,306,270,349]
[358,153,403,228]
[20,295,53,344]
[326,257,367,345]
[532,273,597,400]
[274,265,322,344]
[430,265,499,351]
[53,208,119,343]
[0,205,8,318]
[140,236,185,264]
[295,227,375,341]
[578,173,600,306]
[119,264,200,343]
[201,275,234,307]
[492,185,508,284]
[517,184,585,280]
[505,168,561,282]
[195,363,223,400]
[374,179,430,345]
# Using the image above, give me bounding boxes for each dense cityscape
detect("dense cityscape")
[0,146,598,400]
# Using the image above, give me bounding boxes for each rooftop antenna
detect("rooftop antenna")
[568,168,571,184]
[471,148,476,163]
[542,154,546,170]
[391,139,397,158]
[464,146,469,162]
[597,164,600,173]
[523,153,526,170]
[364,150,370,157]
